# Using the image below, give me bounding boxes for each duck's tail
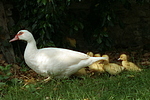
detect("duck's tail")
[90,57,107,64]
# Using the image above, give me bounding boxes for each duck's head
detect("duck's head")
[118,54,127,61]
[9,30,34,42]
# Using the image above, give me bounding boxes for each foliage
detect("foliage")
[10,0,143,52]
[11,0,84,49]
[0,65,12,81]
[0,64,21,93]
[83,0,131,51]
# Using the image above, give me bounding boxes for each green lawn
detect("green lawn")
[1,67,150,100]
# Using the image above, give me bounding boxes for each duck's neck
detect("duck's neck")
[24,38,38,56]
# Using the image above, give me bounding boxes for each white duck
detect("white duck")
[9,30,106,80]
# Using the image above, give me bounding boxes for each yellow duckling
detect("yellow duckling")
[73,52,94,76]
[87,52,94,57]
[94,53,101,57]
[102,55,125,75]
[73,68,87,76]
[88,53,105,73]
[118,54,142,71]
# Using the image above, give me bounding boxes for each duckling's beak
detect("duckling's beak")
[118,58,121,60]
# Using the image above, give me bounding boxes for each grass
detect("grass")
[1,67,150,100]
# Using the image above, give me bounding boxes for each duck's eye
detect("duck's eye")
[18,32,24,35]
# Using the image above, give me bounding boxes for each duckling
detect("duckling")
[73,51,94,76]
[73,68,87,76]
[87,52,94,57]
[88,53,105,73]
[94,53,101,57]
[118,54,142,71]
[102,55,125,75]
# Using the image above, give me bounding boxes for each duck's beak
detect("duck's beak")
[9,35,19,42]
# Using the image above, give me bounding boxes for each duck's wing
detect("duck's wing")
[38,48,90,67]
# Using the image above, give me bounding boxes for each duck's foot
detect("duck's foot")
[43,76,51,83]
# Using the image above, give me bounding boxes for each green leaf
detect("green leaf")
[6,72,12,76]
[78,22,84,29]
[74,26,78,31]
[105,39,111,47]
[37,0,41,4]
[42,0,47,5]
[0,66,4,70]
[104,34,108,37]
[4,76,9,79]
[32,23,37,30]
[0,82,6,89]
[10,78,20,84]
[97,37,102,44]
[93,34,97,37]
[103,32,108,37]
[107,15,111,21]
